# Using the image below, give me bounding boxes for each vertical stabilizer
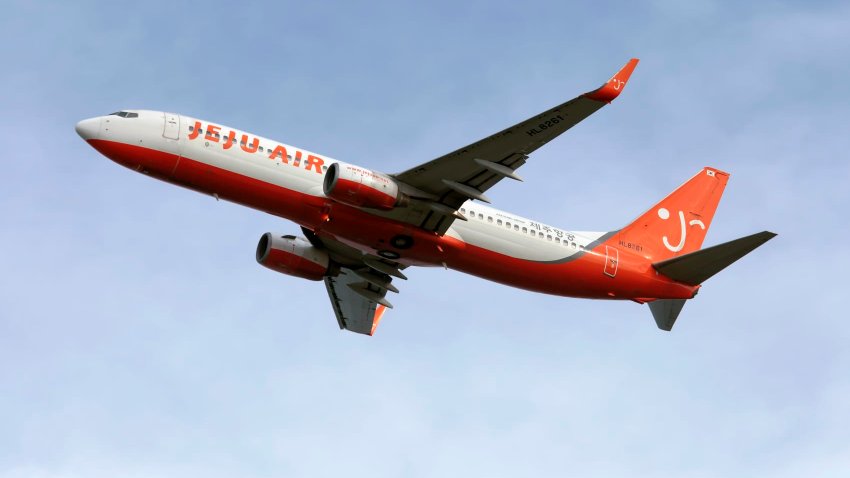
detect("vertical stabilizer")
[618,167,729,262]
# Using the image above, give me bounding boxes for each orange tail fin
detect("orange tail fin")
[617,167,729,261]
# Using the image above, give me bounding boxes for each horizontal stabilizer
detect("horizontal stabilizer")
[649,299,687,331]
[653,231,777,286]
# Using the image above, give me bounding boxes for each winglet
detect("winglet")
[369,304,388,336]
[584,58,639,103]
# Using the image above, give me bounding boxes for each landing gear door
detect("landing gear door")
[163,112,180,140]
[604,245,619,278]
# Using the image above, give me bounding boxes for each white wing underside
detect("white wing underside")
[324,268,390,336]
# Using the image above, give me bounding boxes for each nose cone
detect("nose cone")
[75,117,101,141]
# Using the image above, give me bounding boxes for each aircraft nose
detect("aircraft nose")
[75,117,101,140]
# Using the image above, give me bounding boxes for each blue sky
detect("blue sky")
[2,1,849,476]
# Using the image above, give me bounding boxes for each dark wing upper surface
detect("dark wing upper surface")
[390,58,639,234]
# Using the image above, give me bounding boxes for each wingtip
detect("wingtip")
[584,58,640,103]
[370,304,388,336]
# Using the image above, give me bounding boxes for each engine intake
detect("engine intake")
[323,162,407,210]
[256,233,330,281]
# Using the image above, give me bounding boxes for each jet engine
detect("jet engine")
[323,162,408,210]
[256,233,330,281]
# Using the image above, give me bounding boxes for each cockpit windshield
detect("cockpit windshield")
[109,111,139,118]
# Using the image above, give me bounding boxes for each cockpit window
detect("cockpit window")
[109,111,138,118]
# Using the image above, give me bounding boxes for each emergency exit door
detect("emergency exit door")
[163,112,180,140]
[604,245,619,278]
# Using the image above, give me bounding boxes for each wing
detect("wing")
[391,58,639,234]
[324,268,392,336]
[306,228,405,336]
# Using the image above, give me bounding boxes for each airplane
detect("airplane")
[75,58,775,336]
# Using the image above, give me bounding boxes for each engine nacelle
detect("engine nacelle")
[255,233,330,281]
[323,162,407,210]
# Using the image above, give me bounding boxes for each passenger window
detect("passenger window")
[259,146,264,152]
[460,208,466,213]
[522,227,527,233]
[188,125,194,131]
[555,237,560,243]
[487,217,493,223]
[547,235,552,241]
[478,214,483,220]
[497,219,502,226]
[514,225,519,231]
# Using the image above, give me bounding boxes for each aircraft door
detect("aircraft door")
[604,245,619,277]
[163,112,180,140]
